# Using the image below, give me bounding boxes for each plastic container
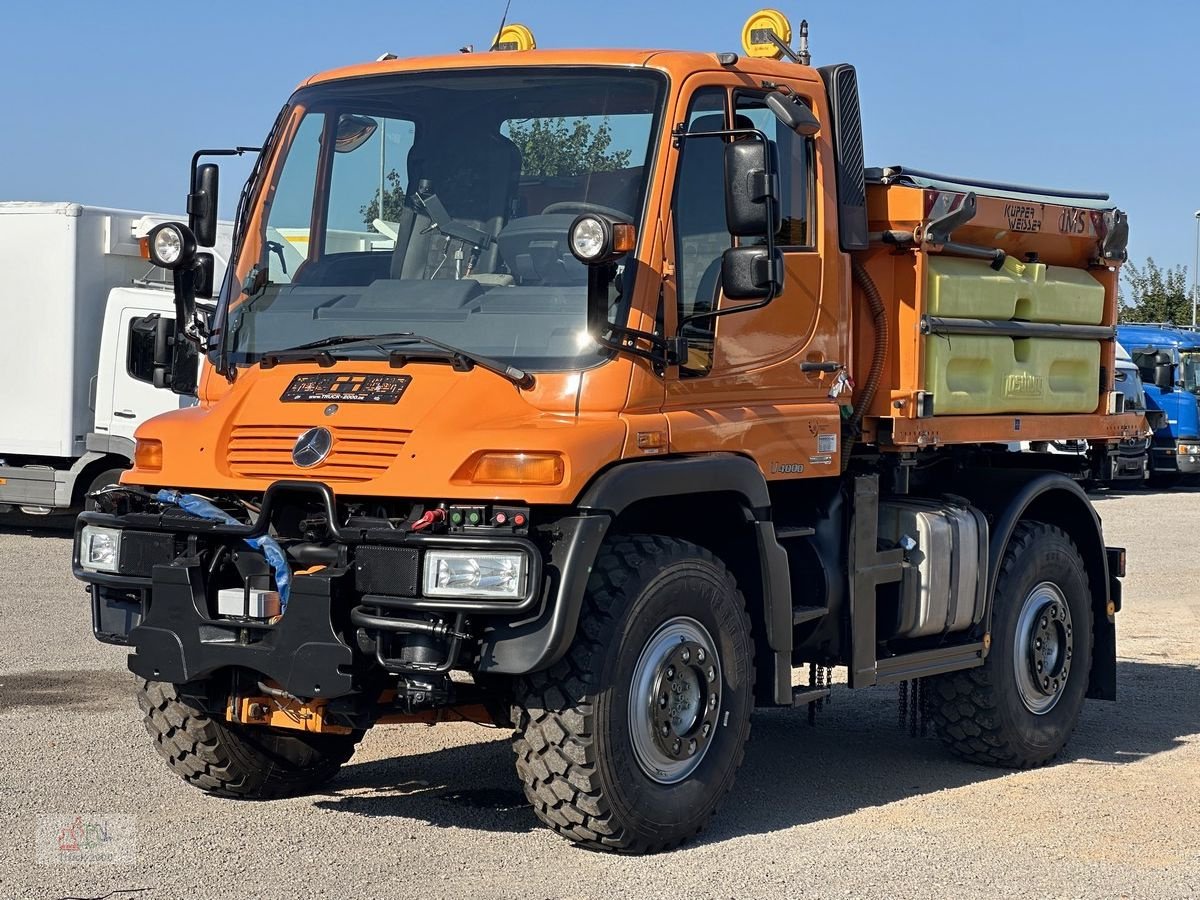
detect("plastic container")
[925,335,1100,415]
[926,256,1104,325]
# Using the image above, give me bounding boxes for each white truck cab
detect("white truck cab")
[0,202,231,515]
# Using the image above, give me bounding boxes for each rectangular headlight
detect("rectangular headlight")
[80,525,123,573]
[1179,443,1200,456]
[422,549,527,599]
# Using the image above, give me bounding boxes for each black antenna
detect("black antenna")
[490,0,513,50]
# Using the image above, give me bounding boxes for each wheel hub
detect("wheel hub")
[629,618,722,784]
[1013,582,1074,715]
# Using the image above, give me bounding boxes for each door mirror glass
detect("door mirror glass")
[128,315,199,396]
[723,139,781,237]
[721,246,784,300]
[192,252,216,300]
[189,163,219,248]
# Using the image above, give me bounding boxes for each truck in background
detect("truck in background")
[1117,324,1200,486]
[1014,342,1155,485]
[0,203,231,517]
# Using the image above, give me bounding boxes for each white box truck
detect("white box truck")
[0,202,231,516]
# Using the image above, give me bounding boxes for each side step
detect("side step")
[792,686,831,707]
[775,525,815,540]
[874,642,987,686]
[792,605,828,626]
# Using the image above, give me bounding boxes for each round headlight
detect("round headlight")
[147,222,196,270]
[569,216,607,262]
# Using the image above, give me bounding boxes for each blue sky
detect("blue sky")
[2,1,1197,276]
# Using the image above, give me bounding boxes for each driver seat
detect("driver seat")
[389,127,522,280]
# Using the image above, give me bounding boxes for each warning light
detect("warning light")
[741,8,792,59]
[493,23,536,52]
[513,514,527,527]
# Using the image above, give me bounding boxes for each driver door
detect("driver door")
[661,75,846,479]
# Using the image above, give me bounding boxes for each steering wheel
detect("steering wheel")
[541,201,631,221]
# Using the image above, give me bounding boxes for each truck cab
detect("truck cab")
[1117,324,1200,483]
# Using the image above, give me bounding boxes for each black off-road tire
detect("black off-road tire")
[511,535,755,853]
[137,680,361,799]
[929,522,1094,768]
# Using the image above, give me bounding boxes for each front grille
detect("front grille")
[226,424,411,483]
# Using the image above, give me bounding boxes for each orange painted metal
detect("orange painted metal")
[227,693,353,735]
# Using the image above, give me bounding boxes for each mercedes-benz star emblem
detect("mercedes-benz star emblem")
[292,426,333,468]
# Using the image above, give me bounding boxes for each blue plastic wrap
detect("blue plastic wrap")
[156,490,292,609]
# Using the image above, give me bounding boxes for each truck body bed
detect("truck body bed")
[853,173,1141,449]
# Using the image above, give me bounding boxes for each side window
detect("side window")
[326,114,416,253]
[673,87,729,376]
[734,92,816,248]
[264,113,325,282]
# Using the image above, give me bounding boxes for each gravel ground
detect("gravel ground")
[1,488,1198,900]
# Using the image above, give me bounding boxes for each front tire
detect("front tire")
[512,535,754,853]
[136,680,361,799]
[930,522,1093,768]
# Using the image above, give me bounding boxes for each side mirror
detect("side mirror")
[128,314,199,396]
[188,163,219,248]
[724,140,781,237]
[1154,363,1176,391]
[193,252,216,300]
[721,246,784,300]
[765,91,820,136]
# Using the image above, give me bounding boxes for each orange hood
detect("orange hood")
[126,361,628,505]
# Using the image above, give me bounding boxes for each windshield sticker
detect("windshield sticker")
[281,373,412,404]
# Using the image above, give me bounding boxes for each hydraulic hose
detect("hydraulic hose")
[844,259,889,471]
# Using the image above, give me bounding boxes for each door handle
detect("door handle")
[800,361,842,373]
[114,410,137,419]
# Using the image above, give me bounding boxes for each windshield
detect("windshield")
[218,67,666,370]
[1113,364,1145,410]
[1182,351,1200,394]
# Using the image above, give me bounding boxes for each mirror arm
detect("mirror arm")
[173,263,207,345]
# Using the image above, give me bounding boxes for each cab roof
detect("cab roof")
[299,48,818,91]
[1116,324,1200,351]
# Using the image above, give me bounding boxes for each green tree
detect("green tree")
[1118,257,1194,325]
[505,117,631,178]
[360,169,406,226]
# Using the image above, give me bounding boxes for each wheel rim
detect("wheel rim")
[628,616,722,784]
[1012,581,1074,715]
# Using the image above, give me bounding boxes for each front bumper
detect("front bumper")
[75,481,607,699]
[1150,441,1200,475]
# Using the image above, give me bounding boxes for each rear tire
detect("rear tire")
[511,535,754,853]
[930,522,1093,768]
[136,680,361,799]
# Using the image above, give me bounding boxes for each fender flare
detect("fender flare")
[479,455,793,703]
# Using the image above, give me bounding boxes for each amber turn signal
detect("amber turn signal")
[135,438,164,471]
[459,451,565,485]
[612,222,636,254]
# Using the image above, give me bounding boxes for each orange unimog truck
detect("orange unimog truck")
[75,11,1139,852]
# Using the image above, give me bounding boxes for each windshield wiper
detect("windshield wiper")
[259,332,535,389]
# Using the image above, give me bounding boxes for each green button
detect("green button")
[468,511,481,525]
